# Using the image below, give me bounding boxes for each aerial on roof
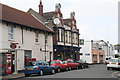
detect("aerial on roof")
[0,3,53,33]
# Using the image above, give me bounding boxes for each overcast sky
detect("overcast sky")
[0,0,119,44]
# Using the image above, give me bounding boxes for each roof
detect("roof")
[43,11,57,19]
[63,18,72,25]
[0,3,54,33]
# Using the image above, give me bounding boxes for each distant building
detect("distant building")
[80,40,104,64]
[80,40,114,64]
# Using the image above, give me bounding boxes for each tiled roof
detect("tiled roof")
[0,3,54,33]
[43,11,57,19]
[63,18,72,26]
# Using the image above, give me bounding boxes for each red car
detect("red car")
[63,59,79,70]
[50,60,68,72]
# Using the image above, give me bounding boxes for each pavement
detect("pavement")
[0,72,24,80]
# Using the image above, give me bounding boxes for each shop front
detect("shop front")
[53,45,81,60]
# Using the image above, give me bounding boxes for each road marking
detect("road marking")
[112,71,119,78]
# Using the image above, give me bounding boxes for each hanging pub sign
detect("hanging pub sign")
[10,43,18,49]
[80,39,84,45]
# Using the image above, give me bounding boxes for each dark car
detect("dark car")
[24,60,55,77]
[74,60,89,69]
[49,60,68,72]
[63,59,79,70]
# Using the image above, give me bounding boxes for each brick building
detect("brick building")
[28,1,81,60]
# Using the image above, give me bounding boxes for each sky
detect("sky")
[0,0,119,45]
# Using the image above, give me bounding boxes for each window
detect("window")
[76,34,78,44]
[51,61,56,64]
[45,33,48,43]
[8,26,14,40]
[35,32,39,42]
[58,61,63,64]
[65,31,68,42]
[57,29,60,41]
[69,31,71,43]
[72,33,75,44]
[61,29,64,42]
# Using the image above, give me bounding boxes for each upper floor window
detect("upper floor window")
[45,33,48,44]
[76,34,79,44]
[65,31,68,42]
[61,29,64,42]
[8,26,14,40]
[69,31,71,43]
[35,32,39,42]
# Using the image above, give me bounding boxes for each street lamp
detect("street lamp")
[44,22,49,61]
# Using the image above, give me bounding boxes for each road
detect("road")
[21,64,119,79]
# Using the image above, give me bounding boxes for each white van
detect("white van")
[107,58,120,70]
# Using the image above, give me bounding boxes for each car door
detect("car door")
[72,61,76,68]
[42,61,50,72]
[58,61,66,69]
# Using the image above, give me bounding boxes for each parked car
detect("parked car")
[107,58,120,70]
[49,60,68,72]
[74,60,89,69]
[63,59,79,70]
[24,60,55,77]
[105,57,111,65]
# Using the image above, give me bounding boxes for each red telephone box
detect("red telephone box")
[6,54,12,74]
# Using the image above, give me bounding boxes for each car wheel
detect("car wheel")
[69,67,72,70]
[51,69,55,74]
[66,66,69,71]
[107,67,110,70]
[39,70,44,76]
[81,65,84,69]
[57,68,61,72]
[25,74,29,77]
[86,65,89,68]
[76,66,79,69]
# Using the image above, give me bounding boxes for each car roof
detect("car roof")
[51,60,61,62]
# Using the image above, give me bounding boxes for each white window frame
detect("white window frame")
[35,32,39,43]
[8,25,14,40]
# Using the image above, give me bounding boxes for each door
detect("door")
[42,61,50,72]
[58,61,66,69]
[24,50,32,66]
[11,54,15,73]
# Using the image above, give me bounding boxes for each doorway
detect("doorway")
[11,54,15,73]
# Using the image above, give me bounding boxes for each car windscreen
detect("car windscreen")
[58,61,63,64]
[67,59,73,63]
[31,61,38,66]
[63,61,67,64]
[26,62,34,66]
[109,59,120,63]
[51,61,56,64]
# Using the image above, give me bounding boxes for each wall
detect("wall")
[1,22,53,71]
[80,40,92,64]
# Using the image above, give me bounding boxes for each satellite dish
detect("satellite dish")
[53,18,60,25]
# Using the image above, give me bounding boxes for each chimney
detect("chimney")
[39,0,43,16]
[70,12,75,19]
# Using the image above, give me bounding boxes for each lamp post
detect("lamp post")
[44,22,49,61]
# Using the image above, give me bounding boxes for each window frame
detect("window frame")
[8,25,14,40]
